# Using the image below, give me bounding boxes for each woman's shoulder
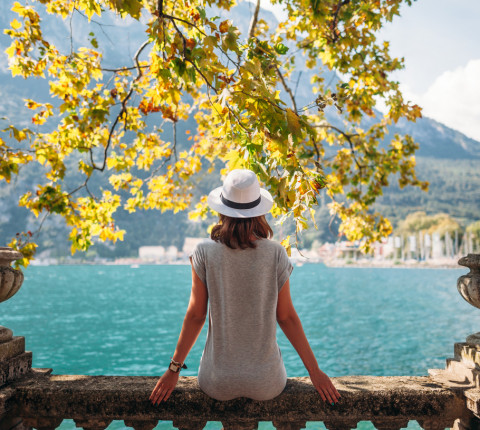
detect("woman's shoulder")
[191,238,220,254]
[255,238,287,254]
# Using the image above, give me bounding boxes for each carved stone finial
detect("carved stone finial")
[457,254,480,309]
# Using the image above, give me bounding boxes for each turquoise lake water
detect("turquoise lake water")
[2,264,478,429]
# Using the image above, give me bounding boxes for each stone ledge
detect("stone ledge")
[9,373,469,425]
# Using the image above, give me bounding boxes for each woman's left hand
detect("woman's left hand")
[150,370,180,405]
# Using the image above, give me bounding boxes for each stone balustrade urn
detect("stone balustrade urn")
[0,247,24,304]
[458,254,480,309]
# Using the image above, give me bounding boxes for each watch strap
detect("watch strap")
[168,358,187,373]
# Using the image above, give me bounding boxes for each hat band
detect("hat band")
[220,193,261,210]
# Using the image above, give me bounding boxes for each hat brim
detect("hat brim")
[207,186,274,218]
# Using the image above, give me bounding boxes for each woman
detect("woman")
[150,169,340,405]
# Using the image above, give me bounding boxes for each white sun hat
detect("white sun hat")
[207,169,274,218]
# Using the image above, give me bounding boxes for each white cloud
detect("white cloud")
[406,59,480,141]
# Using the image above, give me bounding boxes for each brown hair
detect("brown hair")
[210,214,273,249]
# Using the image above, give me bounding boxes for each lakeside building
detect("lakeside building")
[138,246,166,261]
[137,245,180,263]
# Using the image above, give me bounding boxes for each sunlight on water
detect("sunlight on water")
[2,264,476,429]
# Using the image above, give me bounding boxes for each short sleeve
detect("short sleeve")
[277,246,293,291]
[189,244,207,285]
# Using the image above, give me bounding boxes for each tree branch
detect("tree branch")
[248,0,261,39]
[92,40,151,172]
[294,71,302,99]
[172,120,178,162]
[162,13,207,36]
[276,65,298,113]
[102,65,149,72]
[311,123,364,170]
[328,0,351,44]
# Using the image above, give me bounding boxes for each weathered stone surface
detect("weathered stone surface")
[171,419,207,430]
[7,374,468,425]
[323,418,359,430]
[0,353,32,387]
[323,419,358,430]
[464,388,480,418]
[272,420,306,430]
[124,419,158,430]
[418,417,457,430]
[452,415,480,430]
[371,417,408,429]
[0,414,30,430]
[74,419,112,430]
[0,338,25,362]
[466,334,480,347]
[0,328,13,344]
[22,417,62,430]
[221,420,258,430]
[0,385,16,417]
[454,343,480,369]
[447,358,480,387]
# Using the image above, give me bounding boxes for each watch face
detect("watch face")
[169,363,179,372]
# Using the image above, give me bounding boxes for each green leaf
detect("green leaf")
[274,43,289,55]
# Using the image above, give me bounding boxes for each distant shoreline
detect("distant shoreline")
[29,258,465,270]
[320,258,462,269]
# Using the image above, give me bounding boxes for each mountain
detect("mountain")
[392,117,480,159]
[0,1,479,258]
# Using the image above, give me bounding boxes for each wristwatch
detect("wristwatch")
[168,358,187,373]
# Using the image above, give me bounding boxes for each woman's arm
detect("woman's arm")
[276,279,341,404]
[150,264,208,405]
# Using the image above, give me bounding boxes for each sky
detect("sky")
[251,0,480,142]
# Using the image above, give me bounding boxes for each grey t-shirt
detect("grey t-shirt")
[190,238,293,401]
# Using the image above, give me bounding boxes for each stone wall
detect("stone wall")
[2,371,475,430]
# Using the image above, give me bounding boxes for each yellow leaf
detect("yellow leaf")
[10,19,22,30]
[219,20,230,33]
[11,2,24,14]
[5,45,16,58]
[286,108,301,137]
[280,236,292,257]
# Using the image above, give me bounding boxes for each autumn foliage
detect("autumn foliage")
[1,0,427,265]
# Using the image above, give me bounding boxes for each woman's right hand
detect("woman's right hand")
[309,368,341,404]
[150,369,180,405]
